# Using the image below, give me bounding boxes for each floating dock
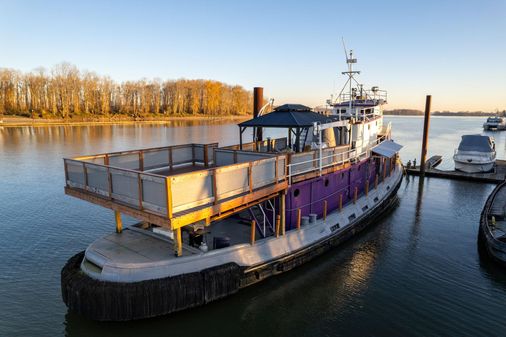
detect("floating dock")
[405,159,506,183]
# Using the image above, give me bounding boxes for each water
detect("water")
[1,117,506,336]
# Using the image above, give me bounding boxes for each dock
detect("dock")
[406,159,506,183]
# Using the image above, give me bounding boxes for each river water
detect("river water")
[1,117,506,336]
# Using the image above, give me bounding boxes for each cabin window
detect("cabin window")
[324,179,330,187]
[294,189,300,197]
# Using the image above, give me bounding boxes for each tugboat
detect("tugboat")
[483,116,506,131]
[61,49,403,321]
[453,135,496,173]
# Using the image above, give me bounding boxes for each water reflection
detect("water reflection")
[3,118,506,336]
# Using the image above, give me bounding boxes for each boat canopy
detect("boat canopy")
[239,104,339,128]
[458,135,494,152]
[372,140,403,158]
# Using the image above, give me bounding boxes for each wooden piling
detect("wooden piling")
[275,215,281,238]
[420,95,432,176]
[323,200,327,221]
[296,208,301,230]
[250,220,256,245]
[114,210,123,233]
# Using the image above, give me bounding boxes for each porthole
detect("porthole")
[294,189,300,197]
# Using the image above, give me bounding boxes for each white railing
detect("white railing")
[286,135,388,184]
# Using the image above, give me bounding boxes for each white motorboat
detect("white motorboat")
[454,135,496,173]
[483,116,506,131]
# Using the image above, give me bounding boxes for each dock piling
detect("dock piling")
[420,95,432,176]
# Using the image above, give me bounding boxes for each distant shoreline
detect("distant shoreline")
[0,115,249,127]
[384,110,500,117]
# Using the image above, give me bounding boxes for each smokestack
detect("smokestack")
[253,87,263,141]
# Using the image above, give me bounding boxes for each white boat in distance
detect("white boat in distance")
[454,135,496,173]
[483,116,506,131]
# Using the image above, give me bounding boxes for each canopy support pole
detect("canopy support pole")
[239,127,246,150]
[295,127,300,152]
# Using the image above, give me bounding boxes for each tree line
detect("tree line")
[0,63,253,119]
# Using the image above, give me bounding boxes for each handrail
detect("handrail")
[72,142,218,162]
[286,135,389,184]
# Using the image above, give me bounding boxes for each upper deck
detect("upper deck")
[64,131,389,229]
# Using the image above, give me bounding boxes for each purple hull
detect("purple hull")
[285,157,384,230]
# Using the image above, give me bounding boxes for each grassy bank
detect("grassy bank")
[0,114,250,127]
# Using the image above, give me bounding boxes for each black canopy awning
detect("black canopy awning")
[239,104,339,128]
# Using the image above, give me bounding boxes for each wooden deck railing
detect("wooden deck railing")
[64,142,287,230]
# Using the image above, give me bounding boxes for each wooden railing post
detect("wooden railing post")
[212,169,218,205]
[139,151,144,171]
[137,173,143,210]
[165,177,173,218]
[204,144,209,167]
[275,215,281,238]
[249,162,253,193]
[107,167,113,199]
[297,208,301,230]
[275,156,279,182]
[169,147,173,170]
[250,220,256,245]
[365,180,369,196]
[323,200,327,221]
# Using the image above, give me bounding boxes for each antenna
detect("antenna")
[341,37,348,61]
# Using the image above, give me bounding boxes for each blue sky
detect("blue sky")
[1,0,505,111]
